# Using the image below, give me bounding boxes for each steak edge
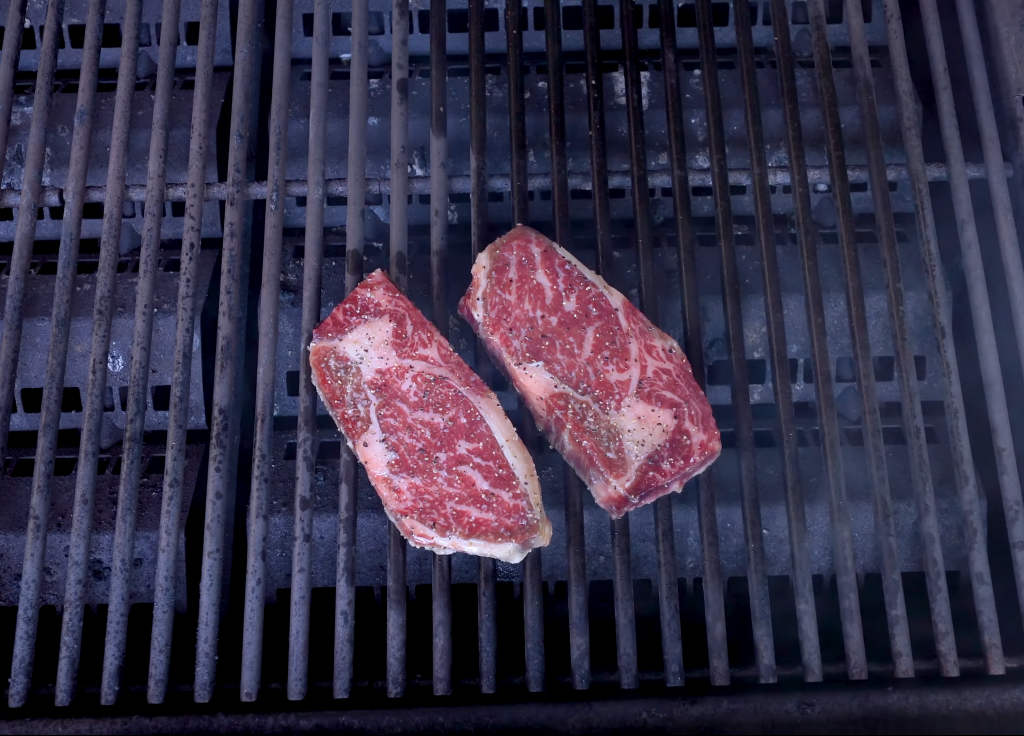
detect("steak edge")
[459,226,721,518]
[310,269,551,562]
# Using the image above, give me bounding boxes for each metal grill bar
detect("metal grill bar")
[148,0,220,704]
[242,0,293,703]
[0,0,65,524]
[291,0,329,702]
[807,0,914,679]
[0,162,991,209]
[917,0,1024,639]
[954,0,1024,374]
[954,0,1024,625]
[544,0,591,693]
[429,0,453,698]
[695,0,776,685]
[193,0,258,703]
[881,0,1005,675]
[100,0,180,705]
[387,0,410,700]
[505,0,545,694]
[656,0,723,687]
[335,0,369,701]
[733,0,822,684]
[48,0,106,706]
[0,0,27,173]
[612,0,652,692]
[5,0,69,708]
[843,0,958,678]
[767,0,867,681]
[468,0,498,696]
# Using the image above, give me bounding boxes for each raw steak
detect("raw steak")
[459,226,721,518]
[309,269,551,562]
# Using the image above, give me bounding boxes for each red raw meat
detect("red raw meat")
[310,269,551,562]
[459,226,721,518]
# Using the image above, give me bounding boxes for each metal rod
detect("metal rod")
[387,0,410,700]
[615,0,659,692]
[289,0,329,702]
[432,552,453,697]
[193,0,259,702]
[544,0,591,693]
[767,0,866,680]
[0,161,995,209]
[241,0,293,703]
[390,0,410,294]
[655,0,713,687]
[522,544,544,692]
[506,0,528,226]
[695,0,775,685]
[477,557,497,693]
[468,0,497,695]
[5,0,69,709]
[898,3,1006,677]
[335,448,358,698]
[387,525,407,698]
[429,0,453,698]
[0,0,28,184]
[506,0,544,693]
[0,1,65,514]
[147,0,220,704]
[49,0,107,707]
[918,0,1024,658]
[807,0,913,679]
[843,0,958,678]
[335,0,369,701]
[951,0,1024,627]
[885,0,1003,676]
[734,0,821,684]
[955,0,1024,373]
[99,0,180,706]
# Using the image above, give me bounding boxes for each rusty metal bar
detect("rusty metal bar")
[807,0,913,679]
[49,0,108,707]
[193,0,259,703]
[147,0,220,704]
[734,0,821,683]
[387,0,410,700]
[5,0,70,709]
[695,0,776,684]
[241,0,293,703]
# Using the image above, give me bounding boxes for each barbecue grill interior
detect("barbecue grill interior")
[1,0,1024,732]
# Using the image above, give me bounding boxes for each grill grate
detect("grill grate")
[0,0,1023,725]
